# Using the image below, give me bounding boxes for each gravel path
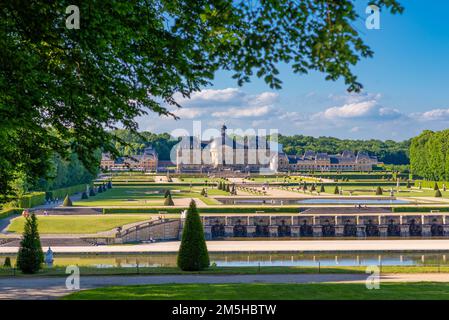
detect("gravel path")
[2,273,449,300]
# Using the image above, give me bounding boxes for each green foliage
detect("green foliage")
[435,190,442,197]
[164,194,174,206]
[81,192,89,200]
[107,181,112,189]
[434,182,440,190]
[62,194,73,207]
[0,0,404,201]
[3,257,11,268]
[334,186,339,195]
[278,135,410,165]
[89,188,96,197]
[320,184,325,193]
[376,186,383,195]
[17,213,44,274]
[410,130,449,181]
[177,200,209,271]
[164,189,171,198]
[406,180,411,188]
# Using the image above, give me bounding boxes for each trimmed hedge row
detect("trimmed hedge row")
[0,208,23,219]
[3,184,90,209]
[414,180,449,189]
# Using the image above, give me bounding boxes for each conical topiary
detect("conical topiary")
[3,257,11,268]
[164,189,171,198]
[62,194,73,206]
[434,182,440,191]
[107,181,112,189]
[435,189,442,197]
[164,194,174,206]
[89,188,96,197]
[320,184,325,193]
[81,191,88,200]
[16,213,44,274]
[334,185,339,195]
[376,186,383,195]
[177,200,209,271]
[406,180,411,188]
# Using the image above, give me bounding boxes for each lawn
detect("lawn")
[73,185,223,207]
[7,215,151,234]
[63,282,449,300]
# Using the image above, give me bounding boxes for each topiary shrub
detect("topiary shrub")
[89,188,96,197]
[81,191,88,200]
[334,186,339,195]
[164,194,174,206]
[107,181,112,189]
[435,190,442,197]
[320,184,325,193]
[3,257,11,268]
[17,213,44,274]
[164,189,171,198]
[97,186,103,193]
[406,180,411,188]
[434,182,440,191]
[62,194,73,207]
[177,200,209,271]
[376,186,383,195]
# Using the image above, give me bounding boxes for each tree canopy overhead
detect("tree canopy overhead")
[0,0,403,199]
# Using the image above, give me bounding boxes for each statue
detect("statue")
[45,247,54,266]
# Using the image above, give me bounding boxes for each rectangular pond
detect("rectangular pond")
[1,252,446,268]
[217,198,411,205]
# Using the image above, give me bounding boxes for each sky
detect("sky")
[138,1,449,141]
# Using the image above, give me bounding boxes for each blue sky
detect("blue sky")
[139,1,449,141]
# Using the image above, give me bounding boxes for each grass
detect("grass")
[73,185,227,207]
[63,282,449,300]
[6,214,151,234]
[3,265,449,278]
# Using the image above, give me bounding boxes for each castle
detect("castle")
[175,125,378,173]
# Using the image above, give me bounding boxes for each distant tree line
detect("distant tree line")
[410,130,449,181]
[112,130,180,160]
[111,130,410,165]
[277,135,410,165]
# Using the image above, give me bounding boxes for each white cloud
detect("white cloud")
[212,105,272,118]
[317,100,401,121]
[412,108,449,121]
[172,108,205,119]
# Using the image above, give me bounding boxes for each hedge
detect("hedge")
[0,208,23,219]
[3,184,90,209]
[414,180,449,189]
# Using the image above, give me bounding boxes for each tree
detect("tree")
[406,180,411,188]
[107,181,112,189]
[0,1,404,201]
[164,194,174,206]
[434,182,440,191]
[164,189,171,198]
[376,186,383,195]
[334,186,339,195]
[89,188,96,197]
[81,191,88,200]
[62,194,73,206]
[320,184,325,193]
[177,200,209,271]
[435,189,442,197]
[16,213,44,274]
[3,257,11,268]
